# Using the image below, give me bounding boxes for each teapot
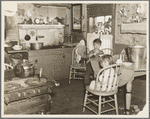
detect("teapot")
[14,59,35,78]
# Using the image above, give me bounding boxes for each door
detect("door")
[63,48,73,78]
[44,53,65,80]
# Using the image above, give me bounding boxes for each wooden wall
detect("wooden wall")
[113,3,147,54]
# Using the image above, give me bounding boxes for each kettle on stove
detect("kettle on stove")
[14,59,35,78]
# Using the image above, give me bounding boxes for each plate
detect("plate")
[123,62,133,67]
[12,45,22,50]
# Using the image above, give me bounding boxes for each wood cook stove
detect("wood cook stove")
[4,75,53,115]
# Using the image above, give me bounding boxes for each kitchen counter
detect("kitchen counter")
[5,47,28,54]
[5,46,75,54]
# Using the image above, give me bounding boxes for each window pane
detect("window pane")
[96,16,104,23]
[105,15,112,22]
[104,15,112,34]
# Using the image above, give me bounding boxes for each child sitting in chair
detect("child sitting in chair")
[83,38,104,91]
[89,55,114,92]
[88,38,104,62]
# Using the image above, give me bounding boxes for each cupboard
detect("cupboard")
[28,48,73,80]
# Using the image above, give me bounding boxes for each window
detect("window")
[89,15,112,35]
[87,4,113,34]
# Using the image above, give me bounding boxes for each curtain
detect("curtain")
[87,4,113,17]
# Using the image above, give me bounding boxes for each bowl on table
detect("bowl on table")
[123,62,133,67]
[12,45,22,50]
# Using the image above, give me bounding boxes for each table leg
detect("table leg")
[126,75,134,115]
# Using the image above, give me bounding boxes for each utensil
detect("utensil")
[30,36,43,50]
[127,45,146,69]
[12,45,22,50]
[30,42,43,50]
[24,30,31,41]
[39,68,42,82]
[14,59,35,77]
[39,68,42,77]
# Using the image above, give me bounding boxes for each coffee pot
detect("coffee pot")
[14,59,35,78]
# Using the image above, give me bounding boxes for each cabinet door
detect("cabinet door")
[63,48,73,78]
[44,54,65,80]
[28,49,72,80]
[28,56,45,75]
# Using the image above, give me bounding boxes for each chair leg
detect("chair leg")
[102,97,105,107]
[114,94,119,115]
[69,67,72,83]
[83,90,88,113]
[98,96,101,115]
[73,69,76,79]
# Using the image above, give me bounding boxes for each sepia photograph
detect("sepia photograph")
[1,1,149,118]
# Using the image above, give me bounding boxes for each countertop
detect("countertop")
[5,45,75,54]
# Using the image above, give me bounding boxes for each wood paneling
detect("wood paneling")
[28,48,73,80]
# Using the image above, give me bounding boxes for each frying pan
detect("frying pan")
[24,30,31,41]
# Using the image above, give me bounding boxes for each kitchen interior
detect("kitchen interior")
[2,1,148,116]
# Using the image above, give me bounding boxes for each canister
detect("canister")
[127,46,146,69]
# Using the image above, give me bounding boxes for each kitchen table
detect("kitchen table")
[90,60,147,115]
[120,64,147,115]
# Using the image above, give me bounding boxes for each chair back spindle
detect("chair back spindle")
[101,48,113,55]
[95,64,123,92]
[4,63,13,70]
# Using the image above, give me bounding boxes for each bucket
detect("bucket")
[127,46,146,69]
[9,53,22,68]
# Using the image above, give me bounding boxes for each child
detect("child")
[88,38,104,61]
[89,54,114,92]
[83,38,104,91]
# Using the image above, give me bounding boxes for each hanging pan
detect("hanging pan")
[24,30,31,41]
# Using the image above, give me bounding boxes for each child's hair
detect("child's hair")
[93,38,102,45]
[100,54,113,65]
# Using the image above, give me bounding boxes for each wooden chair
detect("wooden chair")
[4,63,13,70]
[69,45,89,83]
[101,48,113,55]
[83,64,123,115]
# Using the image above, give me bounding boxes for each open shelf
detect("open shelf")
[121,23,147,34]
[18,24,65,29]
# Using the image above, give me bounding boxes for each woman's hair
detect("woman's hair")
[100,54,113,65]
[93,38,102,45]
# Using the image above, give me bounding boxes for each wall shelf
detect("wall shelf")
[18,24,65,29]
[121,23,147,34]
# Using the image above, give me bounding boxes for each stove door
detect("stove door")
[4,94,51,114]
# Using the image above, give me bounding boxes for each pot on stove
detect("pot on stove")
[14,59,35,78]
